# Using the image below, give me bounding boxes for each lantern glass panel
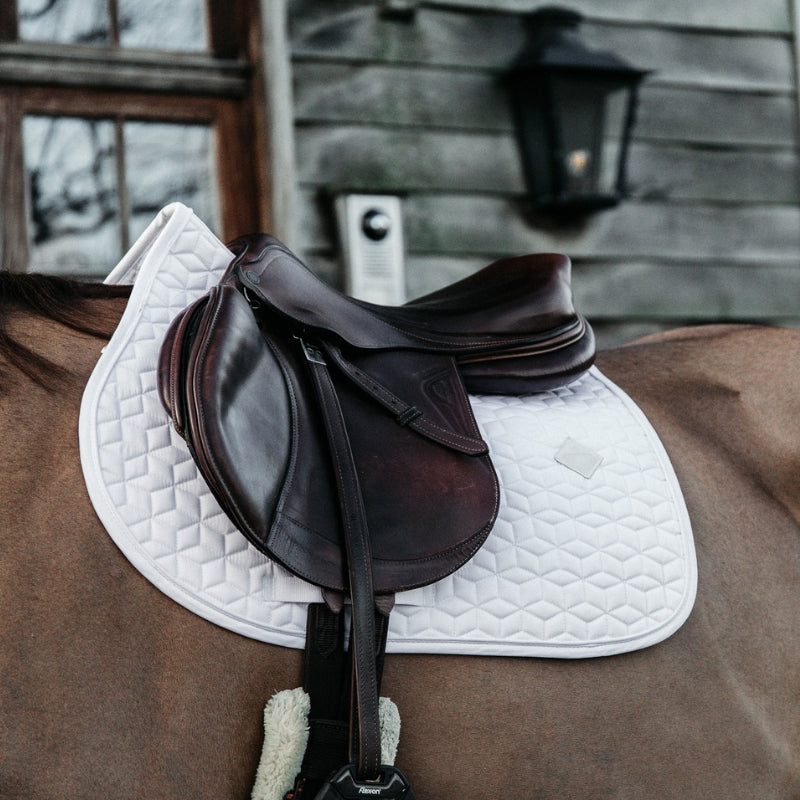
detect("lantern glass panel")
[509,76,552,201]
[550,76,604,196]
[551,75,630,199]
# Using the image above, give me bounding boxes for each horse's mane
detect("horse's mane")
[0,271,131,388]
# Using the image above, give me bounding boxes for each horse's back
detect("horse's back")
[2,313,800,798]
[392,325,800,796]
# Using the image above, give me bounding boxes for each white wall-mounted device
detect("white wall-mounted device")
[335,194,406,305]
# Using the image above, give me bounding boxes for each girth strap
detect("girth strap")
[301,338,385,781]
[292,603,392,799]
[297,605,349,795]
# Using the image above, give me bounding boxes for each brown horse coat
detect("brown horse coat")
[1,280,799,798]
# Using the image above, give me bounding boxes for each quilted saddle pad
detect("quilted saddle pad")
[79,203,696,658]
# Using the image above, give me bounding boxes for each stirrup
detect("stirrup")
[313,763,416,800]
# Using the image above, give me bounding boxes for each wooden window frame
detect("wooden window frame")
[0,0,271,272]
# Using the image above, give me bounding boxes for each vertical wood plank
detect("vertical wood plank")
[114,117,130,252]
[108,0,120,45]
[0,89,29,272]
[207,0,247,58]
[254,0,298,246]
[0,0,18,42]
[215,97,262,239]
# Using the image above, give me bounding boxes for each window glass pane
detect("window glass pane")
[118,0,208,52]
[22,116,220,274]
[18,0,111,45]
[124,121,219,242]
[23,116,120,275]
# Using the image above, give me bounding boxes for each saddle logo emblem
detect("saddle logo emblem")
[358,788,383,796]
[423,370,459,410]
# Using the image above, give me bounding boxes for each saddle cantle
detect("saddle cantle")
[157,233,594,793]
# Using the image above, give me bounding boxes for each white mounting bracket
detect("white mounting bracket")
[335,194,406,305]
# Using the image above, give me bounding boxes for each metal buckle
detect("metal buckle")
[299,338,327,365]
[241,285,263,311]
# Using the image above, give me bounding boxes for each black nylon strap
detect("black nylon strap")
[301,604,349,780]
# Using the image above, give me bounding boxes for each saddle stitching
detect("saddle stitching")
[271,505,499,595]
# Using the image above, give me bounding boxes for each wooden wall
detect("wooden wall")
[288,0,800,346]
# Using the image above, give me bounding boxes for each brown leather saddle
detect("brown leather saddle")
[158,234,594,797]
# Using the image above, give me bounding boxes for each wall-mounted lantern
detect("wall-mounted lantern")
[506,7,649,219]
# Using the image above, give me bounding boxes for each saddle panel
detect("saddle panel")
[158,285,295,548]
[158,292,210,438]
[457,321,596,394]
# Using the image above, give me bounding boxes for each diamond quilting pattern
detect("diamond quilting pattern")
[80,204,696,659]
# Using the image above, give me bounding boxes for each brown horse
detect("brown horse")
[1,273,799,799]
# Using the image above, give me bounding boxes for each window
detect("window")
[18,0,208,51]
[0,0,265,275]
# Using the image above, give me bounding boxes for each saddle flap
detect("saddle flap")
[323,343,488,456]
[158,292,209,437]
[265,340,499,593]
[158,277,499,595]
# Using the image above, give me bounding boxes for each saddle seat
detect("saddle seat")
[158,233,594,790]
[232,236,594,394]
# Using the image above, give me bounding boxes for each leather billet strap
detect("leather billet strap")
[302,338,384,782]
[322,342,487,456]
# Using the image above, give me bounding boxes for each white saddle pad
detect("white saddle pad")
[79,203,696,658]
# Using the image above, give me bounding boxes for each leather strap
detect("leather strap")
[293,602,393,797]
[322,342,488,456]
[302,339,383,781]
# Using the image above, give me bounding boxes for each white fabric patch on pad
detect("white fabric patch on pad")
[79,203,697,659]
[554,437,603,478]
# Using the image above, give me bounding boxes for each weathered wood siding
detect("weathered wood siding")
[288,0,800,346]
